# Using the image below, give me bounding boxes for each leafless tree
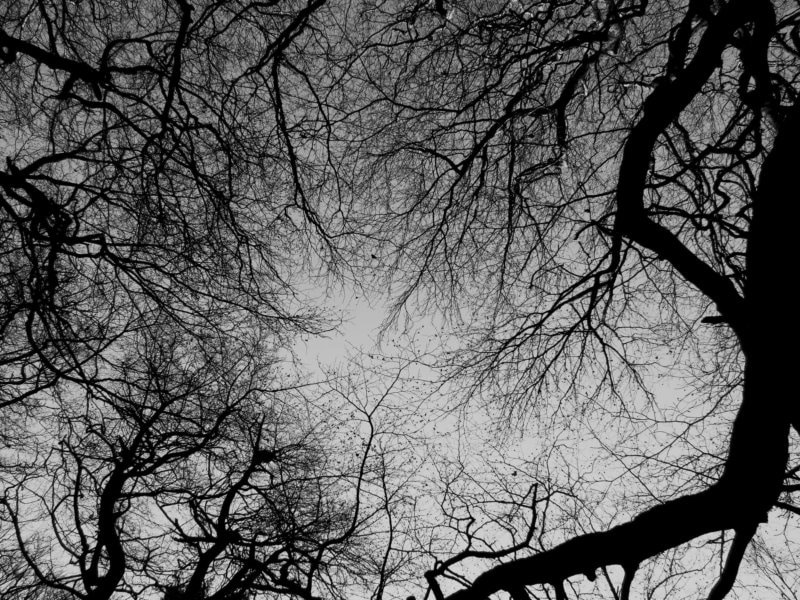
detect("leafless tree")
[0,321,417,600]
[5,1,800,599]
[332,0,800,599]
[0,0,336,406]
[0,2,404,599]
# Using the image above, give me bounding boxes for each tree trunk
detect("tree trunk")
[443,51,800,600]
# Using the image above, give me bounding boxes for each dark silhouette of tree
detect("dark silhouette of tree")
[0,1,403,599]
[0,0,333,406]
[4,0,800,599]
[0,321,409,600]
[333,0,800,599]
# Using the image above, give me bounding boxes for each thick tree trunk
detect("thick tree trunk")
[444,28,800,600]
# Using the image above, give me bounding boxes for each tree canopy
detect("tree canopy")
[1,1,800,600]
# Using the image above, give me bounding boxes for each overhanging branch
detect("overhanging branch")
[612,0,768,335]
[442,482,767,600]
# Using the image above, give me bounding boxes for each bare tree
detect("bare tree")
[0,0,336,406]
[332,0,800,598]
[0,2,405,599]
[5,1,800,599]
[0,321,416,600]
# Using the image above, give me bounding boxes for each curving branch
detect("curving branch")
[706,523,757,600]
[613,0,768,336]
[443,487,729,600]
[436,3,797,600]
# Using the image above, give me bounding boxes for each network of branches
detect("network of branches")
[1,1,800,600]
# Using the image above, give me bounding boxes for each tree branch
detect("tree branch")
[445,486,741,600]
[620,563,638,600]
[706,523,757,600]
[0,28,107,86]
[614,0,760,333]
